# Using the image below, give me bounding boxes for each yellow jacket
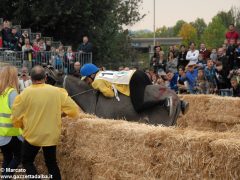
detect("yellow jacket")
[11,84,80,146]
[92,79,130,97]
[92,71,135,97]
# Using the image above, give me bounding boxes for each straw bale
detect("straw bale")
[178,95,240,131]
[35,117,240,180]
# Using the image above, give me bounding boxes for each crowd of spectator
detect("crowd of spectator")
[149,24,240,97]
[0,19,93,73]
[1,19,240,98]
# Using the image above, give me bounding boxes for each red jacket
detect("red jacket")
[225,31,239,44]
[199,49,210,60]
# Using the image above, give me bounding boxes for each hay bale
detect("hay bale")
[35,117,240,179]
[178,95,240,131]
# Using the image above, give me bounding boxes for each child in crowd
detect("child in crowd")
[197,53,206,67]
[195,67,208,94]
[230,77,240,97]
[210,48,218,62]
[204,59,217,94]
[18,67,32,92]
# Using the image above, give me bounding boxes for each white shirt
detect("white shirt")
[19,79,32,92]
[186,49,199,63]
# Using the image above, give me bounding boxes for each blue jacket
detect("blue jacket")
[204,66,216,86]
[169,73,179,92]
[180,68,198,93]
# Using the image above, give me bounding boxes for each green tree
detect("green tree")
[190,18,207,42]
[131,30,153,38]
[215,10,235,29]
[0,0,144,66]
[155,26,174,37]
[230,6,240,32]
[178,23,198,46]
[201,16,227,49]
[173,20,186,36]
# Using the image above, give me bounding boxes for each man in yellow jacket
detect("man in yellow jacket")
[12,65,80,180]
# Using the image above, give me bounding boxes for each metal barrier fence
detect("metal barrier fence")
[0,50,92,74]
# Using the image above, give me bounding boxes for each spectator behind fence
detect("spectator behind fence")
[64,46,75,74]
[16,37,23,51]
[10,26,21,51]
[35,33,41,43]
[166,51,178,73]
[21,30,29,45]
[204,59,217,94]
[53,49,63,70]
[178,45,188,68]
[78,35,93,53]
[38,38,46,51]
[46,40,52,51]
[186,42,199,64]
[12,65,80,180]
[78,36,93,63]
[199,43,210,61]
[1,20,12,49]
[0,66,23,177]
[225,24,239,44]
[22,38,33,70]
[18,67,32,92]
[231,77,240,97]
[32,41,40,52]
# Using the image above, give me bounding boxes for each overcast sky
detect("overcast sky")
[128,0,240,31]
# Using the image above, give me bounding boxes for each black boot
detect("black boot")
[180,100,189,115]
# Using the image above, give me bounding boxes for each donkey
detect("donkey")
[63,75,183,126]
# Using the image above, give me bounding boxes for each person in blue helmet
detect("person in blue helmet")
[80,63,188,116]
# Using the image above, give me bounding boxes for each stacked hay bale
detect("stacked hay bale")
[178,95,240,131]
[34,95,240,179]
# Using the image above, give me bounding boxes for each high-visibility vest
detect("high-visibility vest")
[0,88,22,136]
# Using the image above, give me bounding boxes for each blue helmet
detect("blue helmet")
[80,63,99,77]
